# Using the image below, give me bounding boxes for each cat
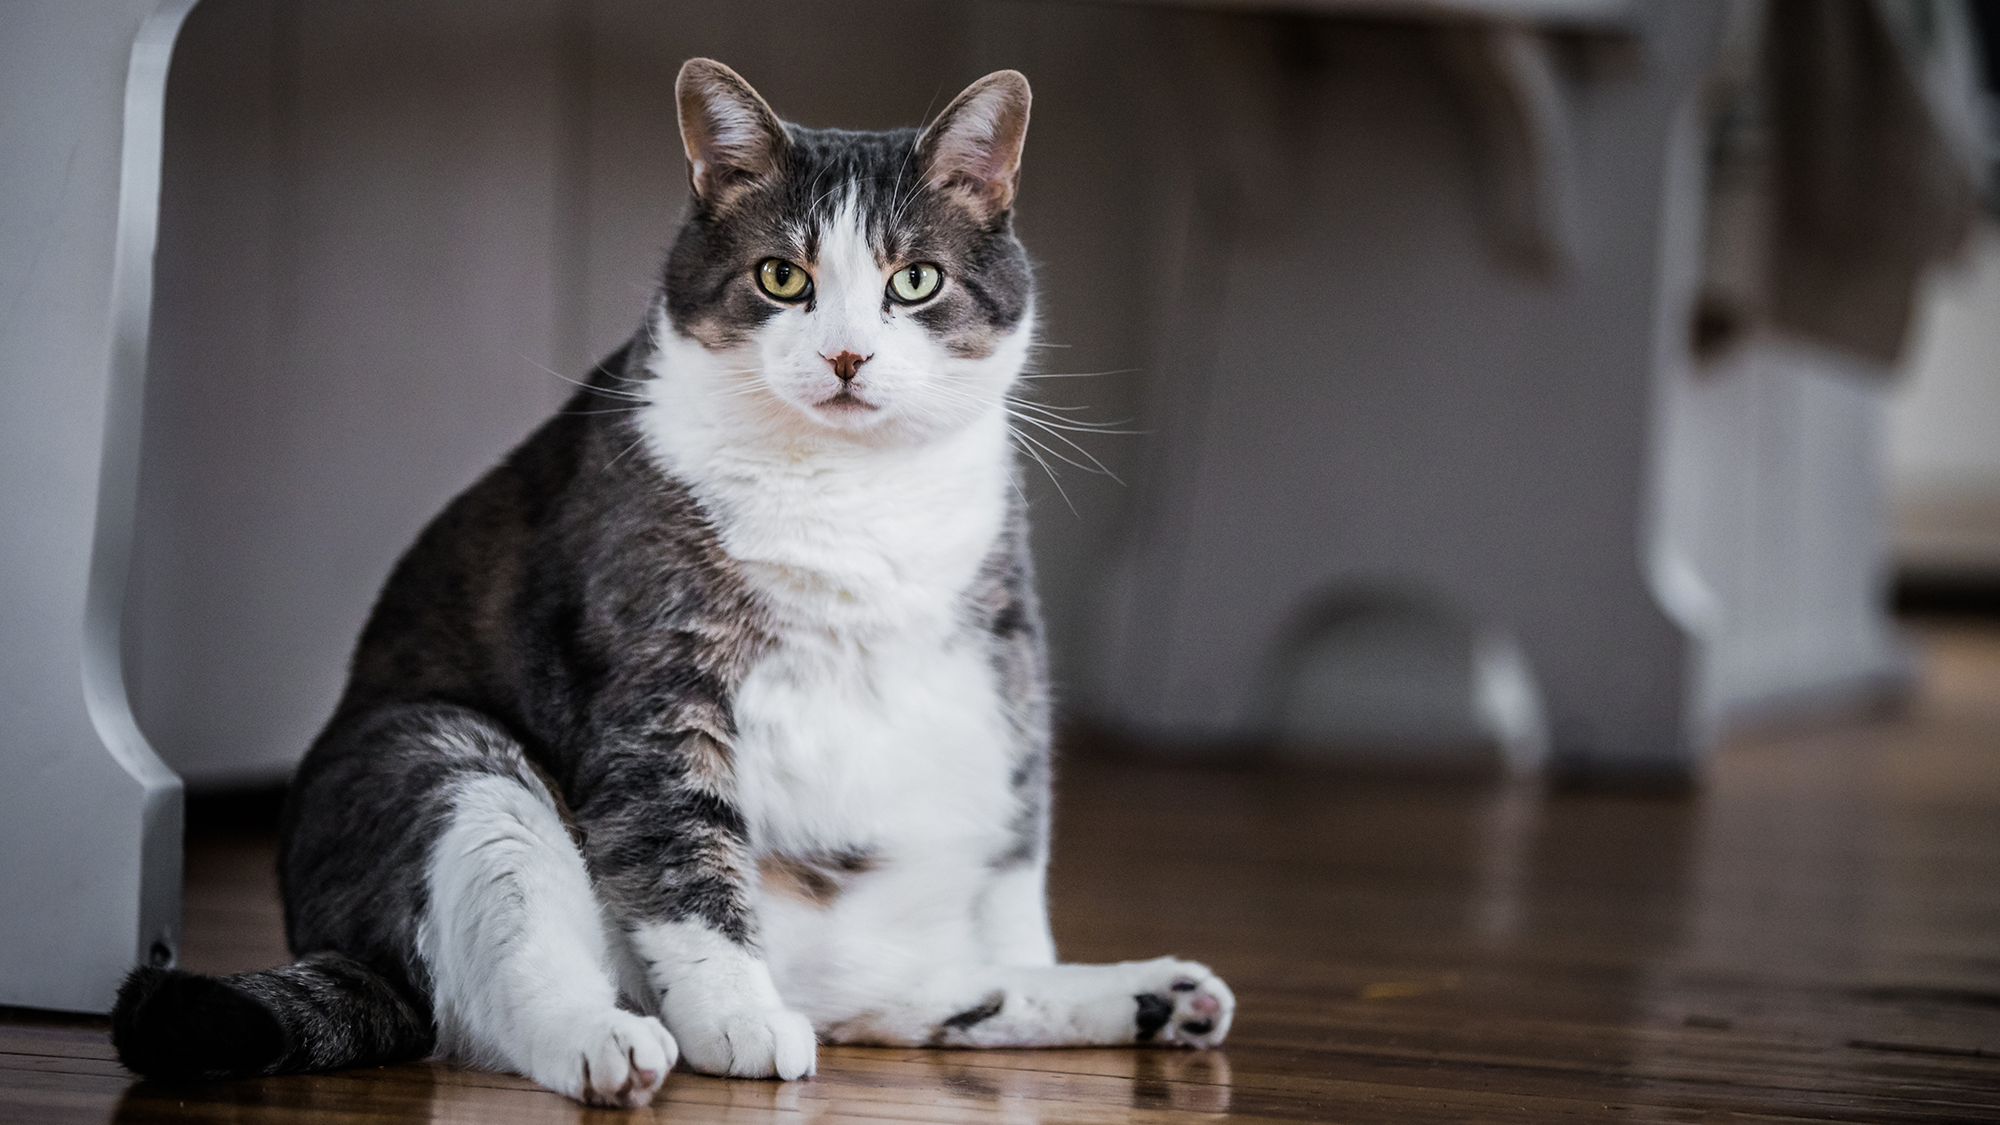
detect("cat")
[110,59,1234,1108]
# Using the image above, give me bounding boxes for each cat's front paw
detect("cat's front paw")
[1133,959,1235,1048]
[531,1008,677,1108]
[672,1003,817,1080]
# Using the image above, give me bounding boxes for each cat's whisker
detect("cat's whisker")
[603,432,651,469]
[592,361,652,388]
[1008,426,1107,480]
[1006,414,1124,484]
[897,378,978,409]
[808,178,852,218]
[715,375,786,401]
[916,384,1078,438]
[1009,431,1080,516]
[571,384,652,403]
[524,356,653,402]
[1014,367,1137,381]
[1005,473,1031,508]
[890,84,946,224]
[888,136,950,232]
[1007,398,1095,412]
[899,399,957,433]
[900,385,984,430]
[920,393,1012,432]
[1005,408,1141,436]
[1006,399,1120,419]
[561,405,649,417]
[887,153,930,233]
[804,162,835,213]
[1008,404,1131,443]
[899,377,1136,437]
[1007,422,1113,483]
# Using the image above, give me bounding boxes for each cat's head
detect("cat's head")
[651,59,1034,448]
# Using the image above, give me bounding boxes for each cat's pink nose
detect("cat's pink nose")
[826,351,870,383]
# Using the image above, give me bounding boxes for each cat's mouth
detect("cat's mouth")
[813,388,880,415]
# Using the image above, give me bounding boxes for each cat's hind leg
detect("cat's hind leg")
[821,958,1234,1050]
[409,715,677,1106]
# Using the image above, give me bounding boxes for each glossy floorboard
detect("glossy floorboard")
[5,624,1998,1123]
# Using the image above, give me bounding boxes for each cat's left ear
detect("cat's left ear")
[676,58,790,208]
[916,70,1031,219]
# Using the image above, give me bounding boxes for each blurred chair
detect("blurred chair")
[1085,0,1987,779]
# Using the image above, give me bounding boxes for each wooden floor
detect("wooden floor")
[6,623,1998,1124]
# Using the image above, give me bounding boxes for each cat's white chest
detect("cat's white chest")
[730,628,1015,857]
[729,615,1021,1013]
[657,407,1020,856]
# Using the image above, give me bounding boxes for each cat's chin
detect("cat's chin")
[784,402,975,448]
[811,390,881,418]
[797,407,882,437]
[791,393,925,440]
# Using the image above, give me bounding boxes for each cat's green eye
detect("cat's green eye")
[887,262,943,304]
[757,258,811,302]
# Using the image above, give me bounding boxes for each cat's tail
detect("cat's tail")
[110,952,434,1081]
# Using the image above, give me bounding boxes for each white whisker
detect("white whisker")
[1009,422,1116,486]
[1010,431,1079,516]
[523,355,652,401]
[1006,408,1141,436]
[1015,368,1136,381]
[604,432,650,469]
[1006,413,1124,484]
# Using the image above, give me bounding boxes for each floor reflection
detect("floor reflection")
[903,1049,1234,1121]
[110,1047,1236,1124]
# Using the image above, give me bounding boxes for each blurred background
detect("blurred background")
[117,0,2000,789]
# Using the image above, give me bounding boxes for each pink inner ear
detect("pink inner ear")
[694,96,774,166]
[924,76,1030,211]
[676,60,786,202]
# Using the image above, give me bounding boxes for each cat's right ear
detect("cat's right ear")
[916,70,1031,220]
[676,59,790,208]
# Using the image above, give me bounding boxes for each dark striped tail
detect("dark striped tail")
[111,952,434,1081]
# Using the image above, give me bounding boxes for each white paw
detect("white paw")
[1133,959,1235,1048]
[673,1004,817,1079]
[532,1009,677,1108]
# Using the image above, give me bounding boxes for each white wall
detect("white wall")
[1888,222,2000,572]
[1657,335,1907,721]
[130,0,580,786]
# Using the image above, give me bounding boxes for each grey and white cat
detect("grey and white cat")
[112,60,1234,1108]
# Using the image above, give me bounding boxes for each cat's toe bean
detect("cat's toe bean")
[1132,960,1235,1049]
